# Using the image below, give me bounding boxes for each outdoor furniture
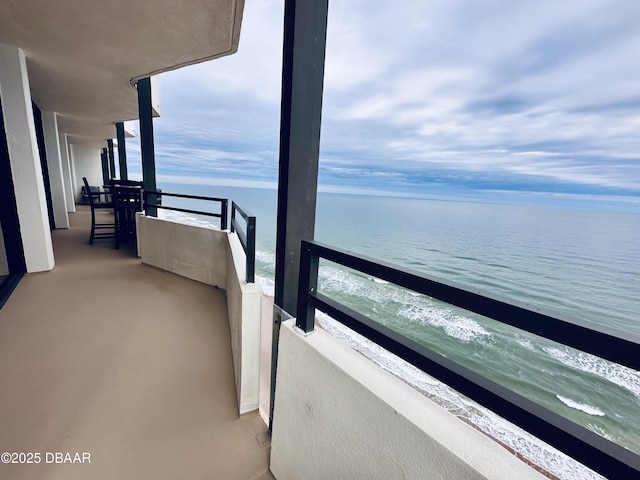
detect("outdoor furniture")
[112,183,143,249]
[109,179,143,189]
[83,177,115,244]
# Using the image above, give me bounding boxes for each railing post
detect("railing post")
[246,216,255,283]
[115,121,128,180]
[101,148,109,186]
[221,199,228,230]
[274,0,329,317]
[230,202,236,233]
[296,240,318,333]
[107,139,116,180]
[137,77,157,217]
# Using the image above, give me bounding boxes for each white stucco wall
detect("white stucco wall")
[70,143,102,202]
[270,320,547,480]
[137,215,262,415]
[226,232,262,413]
[151,75,161,117]
[123,120,136,137]
[139,216,227,287]
[0,44,54,273]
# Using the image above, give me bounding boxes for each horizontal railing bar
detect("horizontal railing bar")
[153,205,222,218]
[141,190,227,227]
[305,240,640,371]
[145,190,227,202]
[309,291,640,478]
[231,201,254,221]
[232,219,248,250]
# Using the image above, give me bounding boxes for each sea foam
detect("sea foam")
[371,277,390,284]
[398,303,489,343]
[543,346,640,401]
[255,250,276,272]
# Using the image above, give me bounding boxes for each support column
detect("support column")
[274,0,329,316]
[107,138,116,180]
[0,44,54,272]
[101,148,109,185]
[137,77,157,217]
[269,0,329,432]
[42,110,69,228]
[116,121,128,180]
[59,133,75,212]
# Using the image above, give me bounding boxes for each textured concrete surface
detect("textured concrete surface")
[0,206,273,480]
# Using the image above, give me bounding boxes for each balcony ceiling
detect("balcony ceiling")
[0,0,244,146]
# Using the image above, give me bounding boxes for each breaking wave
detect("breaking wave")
[318,265,490,343]
[556,395,606,417]
[158,209,219,229]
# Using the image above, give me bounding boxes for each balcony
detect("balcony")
[3,199,638,480]
[0,206,273,479]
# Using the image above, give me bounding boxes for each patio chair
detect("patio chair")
[83,177,115,244]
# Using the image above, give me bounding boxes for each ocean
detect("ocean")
[158,181,639,479]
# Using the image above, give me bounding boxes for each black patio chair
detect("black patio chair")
[83,177,115,244]
[81,185,93,204]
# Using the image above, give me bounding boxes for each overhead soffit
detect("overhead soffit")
[0,0,244,147]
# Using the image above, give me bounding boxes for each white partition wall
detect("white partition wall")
[70,144,103,202]
[0,44,54,272]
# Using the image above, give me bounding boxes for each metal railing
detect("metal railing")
[230,201,256,283]
[296,239,640,479]
[143,190,228,230]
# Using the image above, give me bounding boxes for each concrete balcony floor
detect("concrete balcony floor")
[0,206,273,480]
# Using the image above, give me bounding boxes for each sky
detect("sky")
[126,0,640,211]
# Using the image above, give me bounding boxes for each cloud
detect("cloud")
[132,0,640,208]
